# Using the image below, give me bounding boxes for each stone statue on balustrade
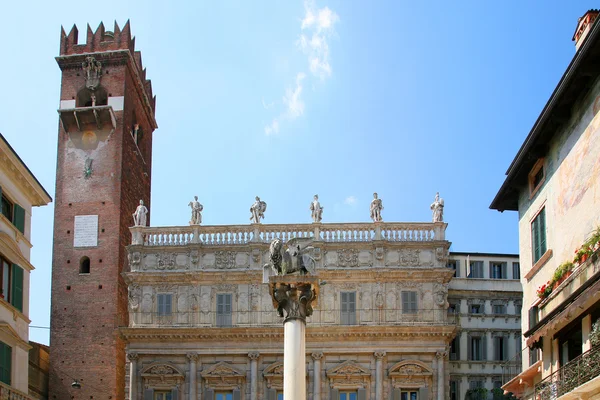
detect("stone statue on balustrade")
[430,192,444,223]
[249,196,267,224]
[310,194,323,223]
[132,200,148,227]
[265,238,316,277]
[370,192,383,222]
[188,196,203,225]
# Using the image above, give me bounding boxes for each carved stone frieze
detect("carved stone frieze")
[338,249,359,268]
[190,250,200,268]
[128,284,141,312]
[141,363,184,390]
[388,360,433,389]
[263,361,284,389]
[326,360,370,388]
[156,253,177,270]
[398,249,420,266]
[201,362,245,390]
[375,247,385,261]
[436,247,448,264]
[313,247,322,261]
[215,251,236,269]
[128,252,141,270]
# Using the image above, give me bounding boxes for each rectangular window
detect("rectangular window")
[0,190,25,234]
[450,380,459,400]
[339,393,357,400]
[515,302,522,316]
[0,195,12,222]
[0,341,11,385]
[490,262,507,279]
[154,393,173,400]
[340,292,356,325]
[402,291,418,314]
[531,208,547,264]
[447,260,460,277]
[449,337,459,360]
[512,262,520,279]
[529,306,539,330]
[0,257,23,312]
[448,303,457,314]
[217,293,232,327]
[400,391,418,400]
[529,158,545,196]
[277,393,284,400]
[493,304,506,315]
[216,393,233,400]
[469,380,484,390]
[468,261,484,278]
[157,294,172,316]
[470,337,482,361]
[494,337,507,361]
[470,304,482,314]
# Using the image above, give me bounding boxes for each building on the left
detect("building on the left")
[0,133,51,396]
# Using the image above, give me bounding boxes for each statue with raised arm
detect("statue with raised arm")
[310,194,323,223]
[431,192,444,223]
[132,200,148,227]
[249,196,267,224]
[370,192,383,222]
[188,196,203,225]
[265,237,316,276]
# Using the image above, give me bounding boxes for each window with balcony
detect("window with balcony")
[217,293,232,327]
[0,341,11,385]
[402,291,418,314]
[468,261,484,278]
[157,294,172,317]
[447,260,460,277]
[512,262,520,279]
[531,208,547,264]
[0,256,23,312]
[490,262,507,279]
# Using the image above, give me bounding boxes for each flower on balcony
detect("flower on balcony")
[537,282,552,299]
[591,321,600,348]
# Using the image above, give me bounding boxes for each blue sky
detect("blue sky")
[0,1,596,344]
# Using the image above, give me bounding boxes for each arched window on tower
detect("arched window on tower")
[79,256,90,274]
[76,87,108,108]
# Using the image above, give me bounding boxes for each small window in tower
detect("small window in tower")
[76,87,108,108]
[79,256,90,274]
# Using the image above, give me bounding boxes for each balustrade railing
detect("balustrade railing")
[0,381,32,400]
[534,344,600,399]
[128,308,457,328]
[131,222,445,247]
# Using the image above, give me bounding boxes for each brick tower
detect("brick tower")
[49,21,156,400]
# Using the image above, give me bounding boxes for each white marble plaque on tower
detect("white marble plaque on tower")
[74,215,98,247]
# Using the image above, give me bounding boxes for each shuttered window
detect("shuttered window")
[217,294,232,327]
[340,292,356,325]
[157,294,172,316]
[402,291,418,314]
[0,341,11,385]
[468,261,484,278]
[11,264,23,312]
[531,208,547,264]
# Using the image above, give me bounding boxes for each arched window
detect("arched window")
[79,256,90,274]
[76,87,108,108]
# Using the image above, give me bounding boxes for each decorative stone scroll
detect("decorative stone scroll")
[388,360,433,389]
[201,362,245,391]
[326,360,371,389]
[141,363,184,390]
[263,361,284,390]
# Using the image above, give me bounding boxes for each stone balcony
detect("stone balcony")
[0,381,33,400]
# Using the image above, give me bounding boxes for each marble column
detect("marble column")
[249,352,260,400]
[187,353,198,400]
[507,333,516,361]
[459,331,468,361]
[374,351,386,400]
[486,330,493,361]
[128,352,139,400]
[312,352,324,400]
[270,277,318,400]
[436,351,447,400]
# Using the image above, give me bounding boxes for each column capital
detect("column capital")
[248,352,260,360]
[435,351,448,360]
[187,352,199,362]
[374,351,386,359]
[311,352,324,360]
[127,352,139,361]
[270,279,318,323]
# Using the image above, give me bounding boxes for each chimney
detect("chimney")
[573,9,599,50]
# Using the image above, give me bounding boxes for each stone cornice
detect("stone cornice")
[120,325,458,343]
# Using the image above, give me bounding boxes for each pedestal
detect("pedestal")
[269,276,319,400]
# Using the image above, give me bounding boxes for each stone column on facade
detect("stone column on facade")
[435,351,447,400]
[543,336,553,375]
[507,333,516,361]
[128,352,139,400]
[552,338,560,372]
[459,330,467,361]
[248,352,260,400]
[187,353,198,400]
[486,330,493,361]
[582,314,592,352]
[312,352,324,400]
[269,276,319,400]
[374,351,386,400]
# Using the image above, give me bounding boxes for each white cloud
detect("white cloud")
[344,196,357,206]
[264,0,338,135]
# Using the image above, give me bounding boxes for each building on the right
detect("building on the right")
[491,9,600,400]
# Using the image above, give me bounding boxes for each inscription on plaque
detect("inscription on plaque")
[74,215,98,247]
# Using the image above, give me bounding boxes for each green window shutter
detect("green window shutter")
[13,203,25,234]
[539,208,547,254]
[0,342,11,385]
[171,387,179,400]
[11,264,23,312]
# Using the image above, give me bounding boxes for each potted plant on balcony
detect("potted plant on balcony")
[591,320,600,348]
[574,245,593,266]
[552,261,574,289]
[536,282,552,300]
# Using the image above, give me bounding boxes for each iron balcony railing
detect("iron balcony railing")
[502,351,523,385]
[534,344,600,399]
[127,308,458,328]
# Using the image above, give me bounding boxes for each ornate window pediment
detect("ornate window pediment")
[201,361,245,390]
[141,363,184,390]
[263,361,284,390]
[326,360,370,389]
[389,360,433,389]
